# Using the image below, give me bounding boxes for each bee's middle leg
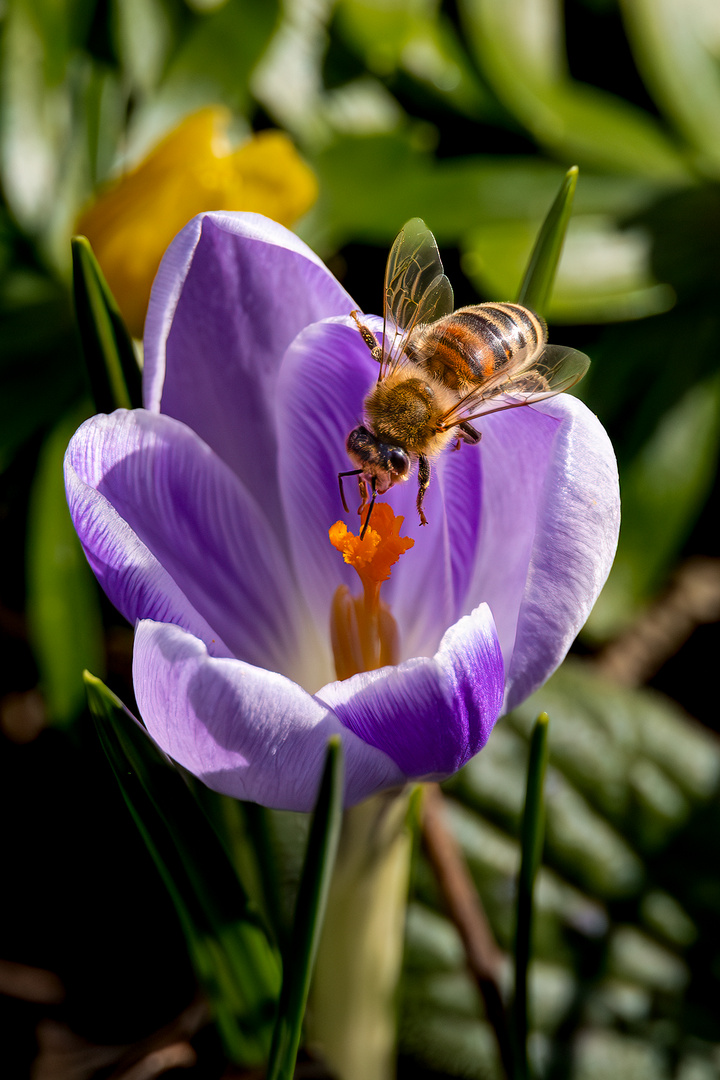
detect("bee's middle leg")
[459,421,481,444]
[416,455,430,527]
[452,420,482,451]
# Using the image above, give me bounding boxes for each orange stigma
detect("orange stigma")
[328,504,414,680]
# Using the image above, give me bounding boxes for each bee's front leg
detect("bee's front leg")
[338,468,364,513]
[357,476,369,516]
[416,455,430,526]
[350,310,383,363]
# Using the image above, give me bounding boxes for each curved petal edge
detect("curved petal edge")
[317,603,505,778]
[133,620,405,811]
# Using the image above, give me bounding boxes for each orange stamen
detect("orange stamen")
[328,504,413,679]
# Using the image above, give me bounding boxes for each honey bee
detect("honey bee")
[339,217,590,535]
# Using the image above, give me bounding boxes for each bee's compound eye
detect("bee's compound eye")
[387,448,410,476]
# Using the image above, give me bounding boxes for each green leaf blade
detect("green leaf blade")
[26,409,105,726]
[84,672,281,1065]
[71,235,142,412]
[267,736,345,1080]
[516,166,578,319]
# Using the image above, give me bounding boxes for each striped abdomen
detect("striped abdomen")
[407,302,546,391]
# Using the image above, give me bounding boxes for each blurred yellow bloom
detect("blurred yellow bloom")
[76,108,318,338]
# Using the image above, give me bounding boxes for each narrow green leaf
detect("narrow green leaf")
[513,712,550,1080]
[266,737,345,1080]
[84,672,281,1065]
[71,235,142,412]
[516,166,578,319]
[26,409,104,726]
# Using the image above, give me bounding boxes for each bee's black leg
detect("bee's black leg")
[350,310,383,363]
[417,455,430,526]
[338,468,363,513]
[360,478,377,539]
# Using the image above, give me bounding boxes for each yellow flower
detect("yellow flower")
[76,108,318,338]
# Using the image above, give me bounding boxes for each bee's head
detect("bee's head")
[346,426,410,493]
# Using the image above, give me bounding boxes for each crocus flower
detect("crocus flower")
[65,212,619,812]
[76,109,317,337]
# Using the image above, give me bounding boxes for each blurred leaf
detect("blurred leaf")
[513,713,549,1079]
[267,737,344,1080]
[72,235,142,411]
[0,0,103,245]
[0,0,73,232]
[331,0,493,121]
[0,285,84,470]
[641,185,720,305]
[134,0,280,136]
[588,372,720,637]
[465,214,675,323]
[572,1030,670,1078]
[516,166,577,318]
[113,0,182,97]
[512,662,720,844]
[307,131,665,253]
[548,214,674,322]
[458,0,690,180]
[82,63,126,188]
[85,673,281,1064]
[26,408,104,726]
[621,0,720,176]
[401,661,720,1076]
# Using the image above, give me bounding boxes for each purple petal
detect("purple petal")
[65,457,235,660]
[133,620,405,811]
[317,603,504,777]
[143,212,355,538]
[65,409,328,684]
[434,438,483,620]
[381,447,483,658]
[464,395,620,710]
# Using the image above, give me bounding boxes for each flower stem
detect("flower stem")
[307,788,413,1080]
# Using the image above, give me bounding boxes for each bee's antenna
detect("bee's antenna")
[338,469,363,514]
[360,479,377,540]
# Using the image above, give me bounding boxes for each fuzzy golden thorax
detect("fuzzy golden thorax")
[363,363,459,457]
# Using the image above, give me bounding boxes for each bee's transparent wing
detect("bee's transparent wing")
[382,218,454,377]
[439,344,590,427]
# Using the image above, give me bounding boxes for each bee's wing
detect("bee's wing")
[381,218,454,378]
[438,344,590,427]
